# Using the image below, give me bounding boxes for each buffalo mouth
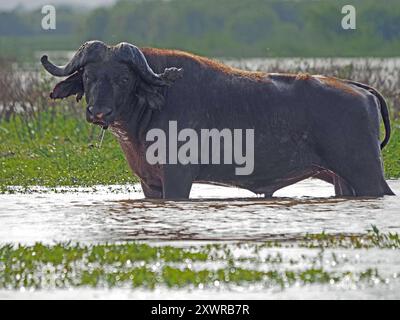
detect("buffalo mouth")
[92,120,109,130]
[87,117,110,130]
[86,107,112,129]
[92,119,107,126]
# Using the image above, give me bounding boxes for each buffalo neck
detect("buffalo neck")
[108,98,156,182]
[109,95,153,146]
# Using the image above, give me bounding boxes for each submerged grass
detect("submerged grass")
[301,225,400,249]
[0,228,398,290]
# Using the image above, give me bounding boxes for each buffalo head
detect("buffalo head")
[41,41,183,128]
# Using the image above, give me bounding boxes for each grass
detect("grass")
[0,228,398,290]
[0,110,399,193]
[0,111,138,193]
[382,119,400,178]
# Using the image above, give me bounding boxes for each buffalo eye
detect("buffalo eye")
[119,77,129,85]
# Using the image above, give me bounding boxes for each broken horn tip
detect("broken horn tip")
[40,55,48,64]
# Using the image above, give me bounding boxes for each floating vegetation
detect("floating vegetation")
[299,226,400,249]
[0,228,398,290]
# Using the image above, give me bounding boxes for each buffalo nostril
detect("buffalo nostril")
[87,106,94,114]
[95,112,104,119]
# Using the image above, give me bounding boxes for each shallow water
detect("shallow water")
[0,179,399,299]
[1,245,399,300]
[0,179,399,244]
[2,283,400,300]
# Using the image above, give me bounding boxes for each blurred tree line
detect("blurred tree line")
[1,0,400,60]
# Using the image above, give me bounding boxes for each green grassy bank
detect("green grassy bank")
[0,112,138,193]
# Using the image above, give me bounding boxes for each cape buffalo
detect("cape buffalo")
[41,40,395,199]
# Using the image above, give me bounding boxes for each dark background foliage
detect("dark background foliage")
[1,0,400,61]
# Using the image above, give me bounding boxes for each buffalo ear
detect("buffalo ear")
[159,67,184,86]
[50,70,84,102]
[135,67,183,111]
[136,81,165,111]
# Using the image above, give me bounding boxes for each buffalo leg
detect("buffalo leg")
[314,171,355,196]
[345,172,394,197]
[332,174,355,196]
[324,153,394,197]
[162,166,193,199]
[141,181,163,199]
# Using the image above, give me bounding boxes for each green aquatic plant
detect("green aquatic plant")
[0,229,398,290]
[301,227,400,249]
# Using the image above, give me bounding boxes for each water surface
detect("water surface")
[0,179,399,244]
[0,179,399,299]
